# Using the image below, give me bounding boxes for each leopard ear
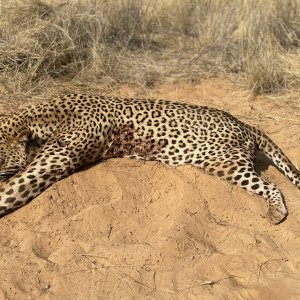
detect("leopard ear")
[10,131,31,145]
[18,131,31,143]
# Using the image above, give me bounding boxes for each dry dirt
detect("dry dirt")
[0,79,300,300]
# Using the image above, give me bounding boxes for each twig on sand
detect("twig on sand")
[177,275,242,291]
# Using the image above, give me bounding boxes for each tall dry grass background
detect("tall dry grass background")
[0,0,300,99]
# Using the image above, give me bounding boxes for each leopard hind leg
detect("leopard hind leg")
[193,150,288,224]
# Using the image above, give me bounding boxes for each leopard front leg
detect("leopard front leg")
[0,129,104,216]
[0,161,69,216]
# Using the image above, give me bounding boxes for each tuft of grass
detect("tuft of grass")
[0,0,300,98]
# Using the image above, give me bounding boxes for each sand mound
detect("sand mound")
[0,80,299,299]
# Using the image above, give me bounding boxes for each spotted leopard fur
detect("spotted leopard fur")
[0,94,299,223]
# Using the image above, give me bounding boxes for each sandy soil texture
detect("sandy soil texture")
[0,79,299,300]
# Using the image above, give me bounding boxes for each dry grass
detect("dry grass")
[0,0,300,99]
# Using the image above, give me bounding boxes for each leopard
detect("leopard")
[0,94,299,224]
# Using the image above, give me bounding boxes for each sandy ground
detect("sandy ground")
[0,79,299,300]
